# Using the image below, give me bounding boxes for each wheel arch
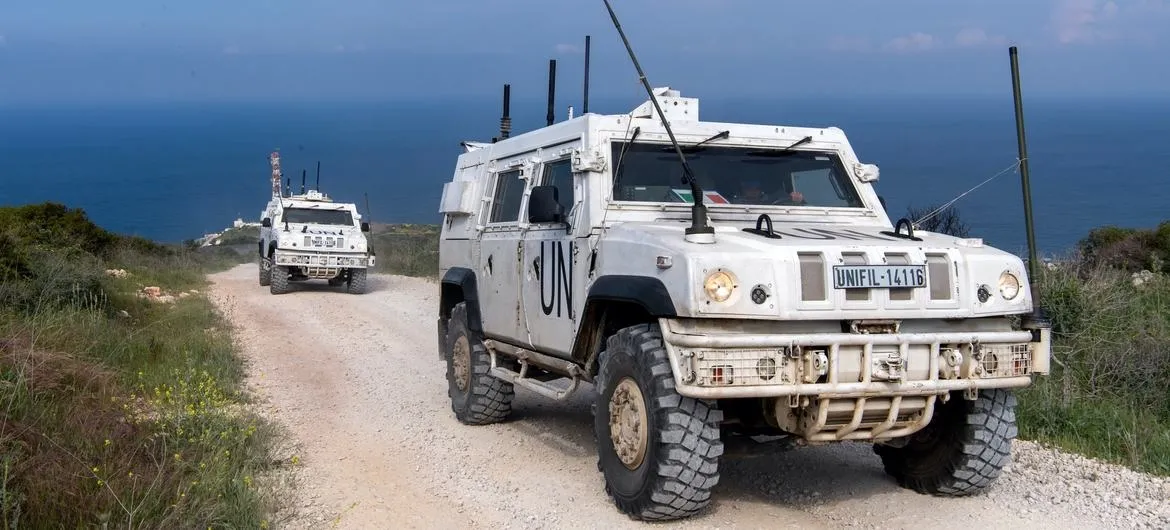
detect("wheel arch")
[440,267,483,333]
[570,275,678,377]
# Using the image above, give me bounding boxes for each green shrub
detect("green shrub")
[0,203,280,527]
[1078,221,1170,274]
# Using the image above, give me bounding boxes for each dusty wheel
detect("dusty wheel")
[258,255,271,286]
[347,269,368,294]
[592,323,723,521]
[269,265,291,295]
[444,302,513,425]
[874,389,1017,496]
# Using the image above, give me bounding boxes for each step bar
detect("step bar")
[483,339,585,401]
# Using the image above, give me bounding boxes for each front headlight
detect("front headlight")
[703,270,737,303]
[999,271,1021,300]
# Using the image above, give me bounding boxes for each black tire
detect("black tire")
[592,323,723,521]
[444,302,513,425]
[874,389,1017,496]
[347,268,368,294]
[269,265,291,295]
[258,255,271,286]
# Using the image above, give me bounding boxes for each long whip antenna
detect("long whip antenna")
[601,0,713,241]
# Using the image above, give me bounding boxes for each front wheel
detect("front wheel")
[592,323,723,521]
[269,265,291,295]
[346,268,368,294]
[874,389,1017,496]
[258,255,271,286]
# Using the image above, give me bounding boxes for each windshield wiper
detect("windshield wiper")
[746,135,814,157]
[666,130,730,153]
[612,126,641,191]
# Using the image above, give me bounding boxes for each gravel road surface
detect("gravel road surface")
[207,265,1170,529]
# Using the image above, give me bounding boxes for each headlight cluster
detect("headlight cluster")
[703,270,737,302]
[998,271,1021,300]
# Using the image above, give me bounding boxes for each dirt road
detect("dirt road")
[206,265,1169,529]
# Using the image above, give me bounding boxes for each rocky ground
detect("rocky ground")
[207,265,1170,529]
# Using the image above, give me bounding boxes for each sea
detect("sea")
[1,94,1167,257]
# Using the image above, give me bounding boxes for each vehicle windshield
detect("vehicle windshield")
[281,207,354,225]
[610,141,866,208]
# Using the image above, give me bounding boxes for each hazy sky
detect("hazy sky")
[1,0,1168,103]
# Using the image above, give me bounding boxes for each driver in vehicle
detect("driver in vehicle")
[736,179,805,205]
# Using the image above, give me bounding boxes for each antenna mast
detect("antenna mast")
[494,84,512,143]
[601,0,714,242]
[269,150,282,198]
[546,59,557,126]
[583,35,591,114]
[301,169,306,194]
[315,161,321,190]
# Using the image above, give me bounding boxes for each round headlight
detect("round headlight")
[998,271,1021,300]
[703,270,737,303]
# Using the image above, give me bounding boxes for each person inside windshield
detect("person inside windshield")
[736,179,805,205]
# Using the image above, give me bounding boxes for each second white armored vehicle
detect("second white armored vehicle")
[258,151,375,295]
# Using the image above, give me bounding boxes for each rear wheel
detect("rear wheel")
[874,389,1017,496]
[444,302,513,425]
[592,323,723,521]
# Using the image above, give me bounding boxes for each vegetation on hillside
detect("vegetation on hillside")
[368,223,439,278]
[911,204,1170,476]
[0,203,283,528]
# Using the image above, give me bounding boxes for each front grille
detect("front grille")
[842,252,869,301]
[927,254,952,300]
[886,253,913,301]
[799,253,826,301]
[796,250,957,306]
[303,235,346,248]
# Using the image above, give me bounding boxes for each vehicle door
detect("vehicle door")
[521,154,581,358]
[476,165,528,342]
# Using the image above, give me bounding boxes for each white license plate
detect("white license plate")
[832,265,926,289]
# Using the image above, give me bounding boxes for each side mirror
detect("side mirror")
[528,185,565,225]
[361,222,370,233]
[261,217,272,228]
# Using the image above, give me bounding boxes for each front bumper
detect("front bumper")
[658,317,1052,400]
[273,250,375,269]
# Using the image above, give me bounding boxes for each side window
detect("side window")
[541,159,574,213]
[488,169,525,224]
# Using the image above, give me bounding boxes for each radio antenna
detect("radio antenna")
[583,35,591,114]
[601,0,714,242]
[315,161,321,191]
[301,169,306,194]
[546,59,557,126]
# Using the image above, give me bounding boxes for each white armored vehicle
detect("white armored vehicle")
[258,151,375,295]
[437,6,1052,521]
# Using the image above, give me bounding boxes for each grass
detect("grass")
[1016,261,1170,475]
[0,203,283,528]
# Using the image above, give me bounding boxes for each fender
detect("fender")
[440,267,483,333]
[568,275,678,372]
[584,275,678,317]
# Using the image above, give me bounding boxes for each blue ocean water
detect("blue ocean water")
[1,95,1167,256]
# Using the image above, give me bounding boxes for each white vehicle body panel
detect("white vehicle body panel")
[438,87,1050,411]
